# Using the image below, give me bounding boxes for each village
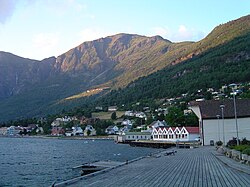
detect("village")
[1,83,250,148]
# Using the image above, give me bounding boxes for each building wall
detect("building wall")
[203,117,250,145]
[153,134,199,142]
[126,134,151,141]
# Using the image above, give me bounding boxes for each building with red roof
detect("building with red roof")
[152,126,200,142]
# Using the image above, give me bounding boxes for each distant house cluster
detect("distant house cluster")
[0,124,43,136]
[50,116,97,136]
[124,111,146,119]
[105,119,133,135]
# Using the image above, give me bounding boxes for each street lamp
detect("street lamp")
[216,114,220,141]
[220,104,225,144]
[230,85,239,146]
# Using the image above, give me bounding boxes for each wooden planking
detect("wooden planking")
[57,147,250,187]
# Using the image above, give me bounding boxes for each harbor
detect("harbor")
[54,146,250,186]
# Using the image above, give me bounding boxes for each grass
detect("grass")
[92,111,125,120]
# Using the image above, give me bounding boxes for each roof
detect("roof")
[125,132,151,135]
[189,99,250,119]
[185,127,199,134]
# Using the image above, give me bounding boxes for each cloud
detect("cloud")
[0,0,16,24]
[151,25,206,42]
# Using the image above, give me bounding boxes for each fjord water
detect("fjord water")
[0,137,158,187]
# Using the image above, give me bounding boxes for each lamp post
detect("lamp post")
[231,89,239,146]
[216,114,220,141]
[220,104,225,144]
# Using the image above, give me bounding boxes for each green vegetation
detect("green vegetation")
[93,33,250,108]
[0,15,249,122]
[227,138,250,153]
[242,148,250,155]
[216,141,223,146]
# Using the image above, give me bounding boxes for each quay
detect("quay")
[55,146,250,187]
[128,140,200,149]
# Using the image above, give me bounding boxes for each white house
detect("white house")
[84,125,96,136]
[116,131,152,142]
[125,132,152,141]
[189,99,250,146]
[121,119,133,127]
[108,106,118,112]
[135,112,146,119]
[147,120,168,132]
[72,126,84,136]
[125,111,134,117]
[152,126,199,142]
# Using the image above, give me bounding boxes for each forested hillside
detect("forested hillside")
[0,15,249,122]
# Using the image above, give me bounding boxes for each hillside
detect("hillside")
[0,15,249,122]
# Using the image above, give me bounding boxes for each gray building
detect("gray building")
[189,99,250,146]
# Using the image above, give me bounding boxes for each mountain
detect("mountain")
[0,15,249,122]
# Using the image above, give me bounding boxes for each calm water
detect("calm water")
[0,137,159,187]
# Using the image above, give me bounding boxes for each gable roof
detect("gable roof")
[189,99,250,119]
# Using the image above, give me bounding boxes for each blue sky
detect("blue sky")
[0,0,249,60]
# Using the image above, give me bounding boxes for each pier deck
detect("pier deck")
[56,147,250,187]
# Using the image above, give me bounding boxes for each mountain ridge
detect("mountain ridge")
[0,14,249,122]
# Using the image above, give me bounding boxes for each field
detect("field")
[92,111,125,120]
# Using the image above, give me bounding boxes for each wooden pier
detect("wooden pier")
[55,146,250,187]
[128,140,200,149]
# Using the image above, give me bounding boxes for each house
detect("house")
[72,126,84,136]
[152,126,199,142]
[147,120,168,132]
[51,126,65,136]
[115,131,152,143]
[25,124,38,132]
[135,112,146,119]
[189,99,250,145]
[119,126,130,134]
[51,120,61,127]
[84,125,96,136]
[105,126,119,135]
[124,132,152,141]
[36,127,44,134]
[125,111,134,117]
[6,126,22,136]
[0,127,8,136]
[95,106,103,111]
[108,106,118,112]
[121,119,133,127]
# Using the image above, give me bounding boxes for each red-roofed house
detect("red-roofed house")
[189,99,250,146]
[152,126,199,142]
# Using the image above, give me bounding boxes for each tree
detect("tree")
[111,112,117,120]
[165,106,185,126]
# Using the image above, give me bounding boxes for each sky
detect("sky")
[0,0,249,60]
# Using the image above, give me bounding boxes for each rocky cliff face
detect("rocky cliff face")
[0,52,56,99]
[0,15,249,121]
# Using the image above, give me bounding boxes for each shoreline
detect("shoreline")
[0,135,114,140]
